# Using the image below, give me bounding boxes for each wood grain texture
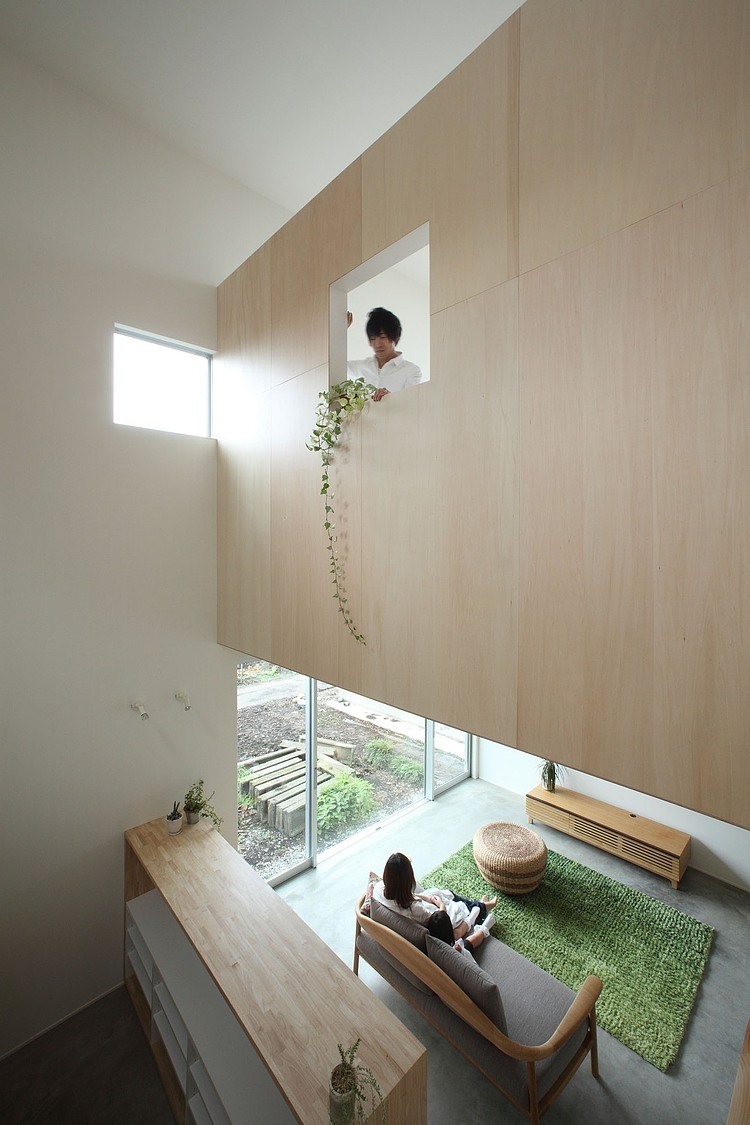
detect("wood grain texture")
[518,224,654,788]
[526,785,690,862]
[215,245,274,655]
[216,0,750,830]
[519,0,750,273]
[270,162,361,386]
[270,367,349,682]
[727,1020,750,1125]
[356,288,518,738]
[650,171,750,826]
[519,171,750,827]
[124,819,427,1125]
[216,390,272,657]
[362,17,519,313]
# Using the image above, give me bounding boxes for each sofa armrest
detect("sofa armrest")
[535,974,602,1055]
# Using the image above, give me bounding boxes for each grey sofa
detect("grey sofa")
[354,895,602,1124]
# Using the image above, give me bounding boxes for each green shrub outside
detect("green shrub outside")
[365,738,394,768]
[390,755,423,784]
[317,773,376,833]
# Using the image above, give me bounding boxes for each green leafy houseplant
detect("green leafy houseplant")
[329,1038,385,1125]
[307,377,375,644]
[183,779,223,828]
[540,760,566,792]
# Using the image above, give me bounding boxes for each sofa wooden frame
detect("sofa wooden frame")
[354,895,602,1124]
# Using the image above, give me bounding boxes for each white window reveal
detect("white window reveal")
[113,326,212,438]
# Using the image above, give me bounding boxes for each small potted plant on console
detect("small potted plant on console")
[183,779,223,828]
[540,759,566,793]
[329,1038,385,1124]
[166,800,183,834]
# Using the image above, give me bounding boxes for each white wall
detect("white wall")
[0,46,289,1058]
[477,739,750,892]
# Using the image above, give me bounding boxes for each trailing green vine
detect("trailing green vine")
[307,377,375,644]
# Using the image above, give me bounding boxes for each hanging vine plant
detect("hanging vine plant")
[307,377,375,644]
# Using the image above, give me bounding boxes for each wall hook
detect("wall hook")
[174,691,191,711]
[131,701,149,720]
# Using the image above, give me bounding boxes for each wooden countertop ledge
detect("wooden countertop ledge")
[125,817,426,1124]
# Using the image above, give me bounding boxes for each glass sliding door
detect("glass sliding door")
[430,721,471,795]
[236,660,311,881]
[236,658,472,883]
[316,685,425,856]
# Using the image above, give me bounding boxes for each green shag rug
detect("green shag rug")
[421,844,713,1071]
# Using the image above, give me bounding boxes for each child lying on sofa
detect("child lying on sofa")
[370,852,497,957]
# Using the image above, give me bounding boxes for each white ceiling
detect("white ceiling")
[0,0,523,213]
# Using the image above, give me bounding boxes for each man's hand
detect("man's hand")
[372,387,390,402]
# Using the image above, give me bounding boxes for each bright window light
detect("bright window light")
[113,327,212,437]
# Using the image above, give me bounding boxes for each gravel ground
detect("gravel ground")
[236,684,447,879]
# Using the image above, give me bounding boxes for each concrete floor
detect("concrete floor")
[2,779,748,1124]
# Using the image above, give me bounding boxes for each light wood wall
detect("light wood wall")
[215,0,750,830]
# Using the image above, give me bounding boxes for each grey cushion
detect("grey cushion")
[370,897,428,952]
[474,938,578,1047]
[425,934,507,1034]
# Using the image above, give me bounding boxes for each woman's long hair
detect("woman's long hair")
[382,852,416,910]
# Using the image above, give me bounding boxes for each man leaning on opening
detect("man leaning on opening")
[347,306,423,401]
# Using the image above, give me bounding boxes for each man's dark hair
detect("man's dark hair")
[366,307,401,344]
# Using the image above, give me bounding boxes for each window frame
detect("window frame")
[113,323,214,438]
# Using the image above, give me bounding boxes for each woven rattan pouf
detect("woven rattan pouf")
[472,822,548,895]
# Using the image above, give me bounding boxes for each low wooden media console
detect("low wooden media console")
[526,785,691,888]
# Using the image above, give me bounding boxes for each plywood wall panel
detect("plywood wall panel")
[413,285,519,741]
[270,162,362,386]
[651,171,750,827]
[215,397,272,657]
[215,250,273,655]
[270,368,343,684]
[361,17,519,314]
[357,385,426,711]
[217,0,750,829]
[518,228,655,786]
[519,0,750,274]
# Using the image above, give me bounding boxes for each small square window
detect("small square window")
[113,327,212,437]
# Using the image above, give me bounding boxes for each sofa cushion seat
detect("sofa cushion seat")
[472,938,589,1105]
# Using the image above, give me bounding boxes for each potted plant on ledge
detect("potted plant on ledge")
[540,760,566,793]
[329,1038,385,1124]
[166,800,182,834]
[183,779,223,828]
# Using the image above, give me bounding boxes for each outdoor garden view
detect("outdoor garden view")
[236,661,468,880]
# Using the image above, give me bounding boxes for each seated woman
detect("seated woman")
[372,852,497,957]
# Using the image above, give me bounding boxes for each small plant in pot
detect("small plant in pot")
[183,779,223,828]
[540,759,566,792]
[166,800,182,834]
[329,1038,385,1125]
